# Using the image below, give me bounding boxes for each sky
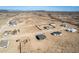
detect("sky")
[0,0,79,6]
[0,6,79,11]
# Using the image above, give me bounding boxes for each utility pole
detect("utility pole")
[19,41,21,53]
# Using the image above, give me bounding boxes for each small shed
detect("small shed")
[66,28,77,32]
[0,40,8,48]
[9,20,17,27]
[3,31,10,36]
[36,34,46,40]
[51,31,62,36]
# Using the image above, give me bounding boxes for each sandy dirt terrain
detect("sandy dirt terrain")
[0,11,79,53]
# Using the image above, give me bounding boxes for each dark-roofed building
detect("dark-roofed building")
[51,31,62,36]
[36,34,46,40]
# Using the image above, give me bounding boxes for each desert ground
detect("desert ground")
[0,11,79,53]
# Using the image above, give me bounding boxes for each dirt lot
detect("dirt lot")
[0,11,79,53]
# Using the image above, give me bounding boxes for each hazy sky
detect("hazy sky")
[0,6,79,11]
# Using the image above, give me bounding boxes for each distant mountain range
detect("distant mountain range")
[0,9,9,12]
[0,9,79,12]
[0,9,47,12]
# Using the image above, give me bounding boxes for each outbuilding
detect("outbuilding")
[9,20,17,27]
[36,34,46,40]
[51,31,62,36]
[0,40,8,48]
[66,28,77,32]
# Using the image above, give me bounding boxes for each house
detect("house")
[66,28,77,32]
[0,40,8,48]
[9,20,17,27]
[51,31,62,36]
[36,34,46,40]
